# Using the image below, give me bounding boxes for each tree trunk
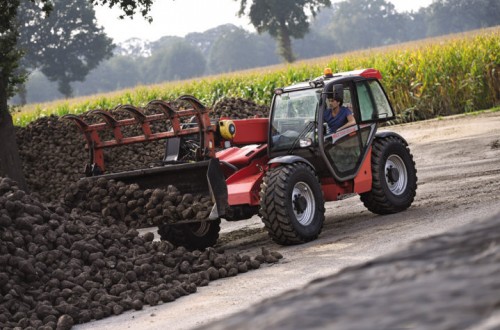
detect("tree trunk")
[18,83,27,105]
[0,76,28,191]
[277,26,295,63]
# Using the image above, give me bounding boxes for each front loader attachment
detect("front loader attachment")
[63,95,227,224]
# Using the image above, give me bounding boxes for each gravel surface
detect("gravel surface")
[202,211,500,330]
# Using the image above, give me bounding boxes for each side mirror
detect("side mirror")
[332,84,343,99]
[322,83,344,102]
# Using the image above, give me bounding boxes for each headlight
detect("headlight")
[299,138,312,148]
[219,120,236,140]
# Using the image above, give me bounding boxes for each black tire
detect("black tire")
[157,220,220,250]
[259,162,325,245]
[360,136,417,214]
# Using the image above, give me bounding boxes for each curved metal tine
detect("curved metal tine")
[147,100,177,119]
[117,104,153,137]
[89,109,124,141]
[90,109,118,127]
[176,95,208,134]
[147,100,180,132]
[116,104,147,123]
[177,95,206,113]
[61,114,89,131]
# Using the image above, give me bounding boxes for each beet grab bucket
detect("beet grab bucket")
[62,95,228,222]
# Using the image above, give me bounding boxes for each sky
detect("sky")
[95,0,435,43]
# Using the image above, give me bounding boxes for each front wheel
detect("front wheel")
[360,136,417,214]
[259,162,325,245]
[157,220,220,250]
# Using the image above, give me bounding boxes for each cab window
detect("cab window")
[356,80,394,122]
[271,89,320,151]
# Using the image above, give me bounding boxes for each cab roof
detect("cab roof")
[279,68,382,93]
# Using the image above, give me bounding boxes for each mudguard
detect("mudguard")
[375,131,409,146]
[268,155,316,170]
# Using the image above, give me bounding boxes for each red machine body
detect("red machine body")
[216,118,269,207]
[215,116,373,207]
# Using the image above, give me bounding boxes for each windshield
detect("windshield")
[270,88,320,151]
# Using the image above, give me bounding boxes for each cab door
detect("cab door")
[353,78,397,173]
[322,83,365,180]
[322,79,395,181]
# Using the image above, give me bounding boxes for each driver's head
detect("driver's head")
[325,84,343,106]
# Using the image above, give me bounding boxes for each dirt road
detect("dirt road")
[75,111,500,330]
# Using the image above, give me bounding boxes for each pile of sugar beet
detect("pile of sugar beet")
[16,97,269,225]
[1,97,278,329]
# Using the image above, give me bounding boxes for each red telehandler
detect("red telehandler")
[65,68,417,249]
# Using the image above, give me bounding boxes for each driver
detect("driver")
[323,86,356,134]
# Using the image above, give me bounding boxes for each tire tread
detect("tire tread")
[360,136,418,214]
[260,163,324,245]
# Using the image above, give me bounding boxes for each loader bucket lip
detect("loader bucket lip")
[92,158,228,223]
[97,161,212,182]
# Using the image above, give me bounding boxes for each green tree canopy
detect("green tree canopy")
[146,40,207,83]
[90,0,154,20]
[0,0,155,189]
[74,55,144,96]
[207,26,279,74]
[424,0,500,37]
[292,30,338,59]
[18,0,114,98]
[325,0,409,51]
[237,0,331,63]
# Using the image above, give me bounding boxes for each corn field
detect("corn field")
[13,27,500,126]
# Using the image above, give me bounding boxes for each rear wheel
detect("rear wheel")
[360,136,417,214]
[259,162,325,245]
[157,220,220,250]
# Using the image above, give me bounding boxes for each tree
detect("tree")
[185,24,244,57]
[89,0,154,21]
[292,30,338,60]
[150,36,185,56]
[0,0,154,190]
[325,0,408,52]
[207,26,279,74]
[424,0,500,37]
[145,40,206,83]
[18,0,114,98]
[73,55,144,96]
[237,0,331,63]
[12,70,59,104]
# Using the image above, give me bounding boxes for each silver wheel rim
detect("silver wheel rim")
[192,222,210,237]
[385,154,407,195]
[292,182,315,226]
